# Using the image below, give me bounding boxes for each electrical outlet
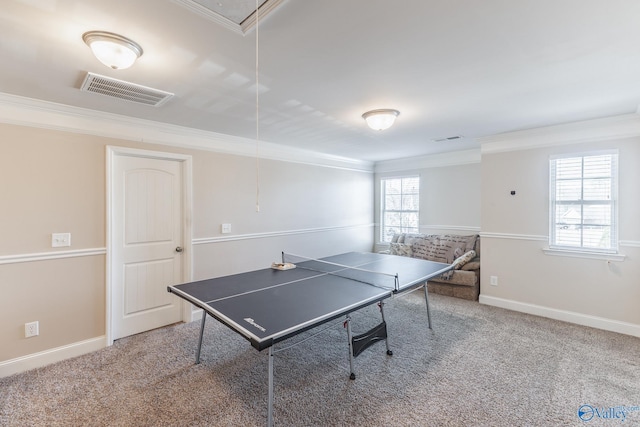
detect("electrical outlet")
[490,276,498,286]
[52,233,71,247]
[221,223,232,234]
[25,321,39,338]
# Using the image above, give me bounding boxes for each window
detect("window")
[380,176,419,242]
[549,151,618,253]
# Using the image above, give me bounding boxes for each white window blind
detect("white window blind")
[549,151,618,253]
[380,176,419,242]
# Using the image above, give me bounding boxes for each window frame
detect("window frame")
[379,175,420,243]
[548,150,619,255]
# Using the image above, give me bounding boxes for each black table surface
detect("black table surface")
[169,252,451,350]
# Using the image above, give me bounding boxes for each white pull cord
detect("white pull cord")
[255,0,261,213]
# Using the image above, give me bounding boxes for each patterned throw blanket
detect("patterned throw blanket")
[389,234,478,280]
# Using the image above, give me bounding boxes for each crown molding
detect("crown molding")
[239,0,287,33]
[0,92,373,173]
[374,148,480,174]
[479,113,640,154]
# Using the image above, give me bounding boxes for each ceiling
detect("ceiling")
[3,0,640,163]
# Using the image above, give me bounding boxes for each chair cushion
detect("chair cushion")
[389,242,413,257]
[452,250,476,270]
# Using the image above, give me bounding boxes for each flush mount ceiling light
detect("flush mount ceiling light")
[362,109,400,131]
[82,31,143,70]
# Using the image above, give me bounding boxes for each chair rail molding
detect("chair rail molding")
[192,223,375,245]
[0,248,106,265]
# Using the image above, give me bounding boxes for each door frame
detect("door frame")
[106,146,193,346]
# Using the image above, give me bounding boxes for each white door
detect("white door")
[110,149,189,340]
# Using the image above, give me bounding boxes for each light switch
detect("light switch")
[52,233,71,247]
[221,224,232,234]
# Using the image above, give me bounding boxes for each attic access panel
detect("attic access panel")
[173,0,285,34]
[192,0,268,24]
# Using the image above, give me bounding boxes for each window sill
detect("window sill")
[542,248,626,262]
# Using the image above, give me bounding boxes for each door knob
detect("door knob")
[175,246,183,253]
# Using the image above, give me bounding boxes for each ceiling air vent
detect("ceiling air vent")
[80,72,173,107]
[433,135,463,142]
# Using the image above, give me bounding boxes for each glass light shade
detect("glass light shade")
[83,31,143,70]
[362,109,400,131]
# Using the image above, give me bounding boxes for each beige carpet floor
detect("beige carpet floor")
[1,292,639,426]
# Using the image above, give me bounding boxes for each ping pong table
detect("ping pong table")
[167,251,452,426]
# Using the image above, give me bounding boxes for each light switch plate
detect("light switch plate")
[52,233,71,247]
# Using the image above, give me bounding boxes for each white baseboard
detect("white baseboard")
[0,336,106,378]
[479,295,640,338]
[191,308,204,323]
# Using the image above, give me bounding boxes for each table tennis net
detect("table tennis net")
[282,253,399,291]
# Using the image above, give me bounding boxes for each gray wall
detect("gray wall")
[0,123,373,375]
[373,117,640,337]
[481,134,640,332]
[374,159,481,250]
[3,111,639,377]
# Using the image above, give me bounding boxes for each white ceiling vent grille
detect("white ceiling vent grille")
[80,72,174,107]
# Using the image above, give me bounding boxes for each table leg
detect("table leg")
[268,346,274,427]
[196,310,207,364]
[379,302,393,356]
[424,283,433,329]
[345,315,356,380]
